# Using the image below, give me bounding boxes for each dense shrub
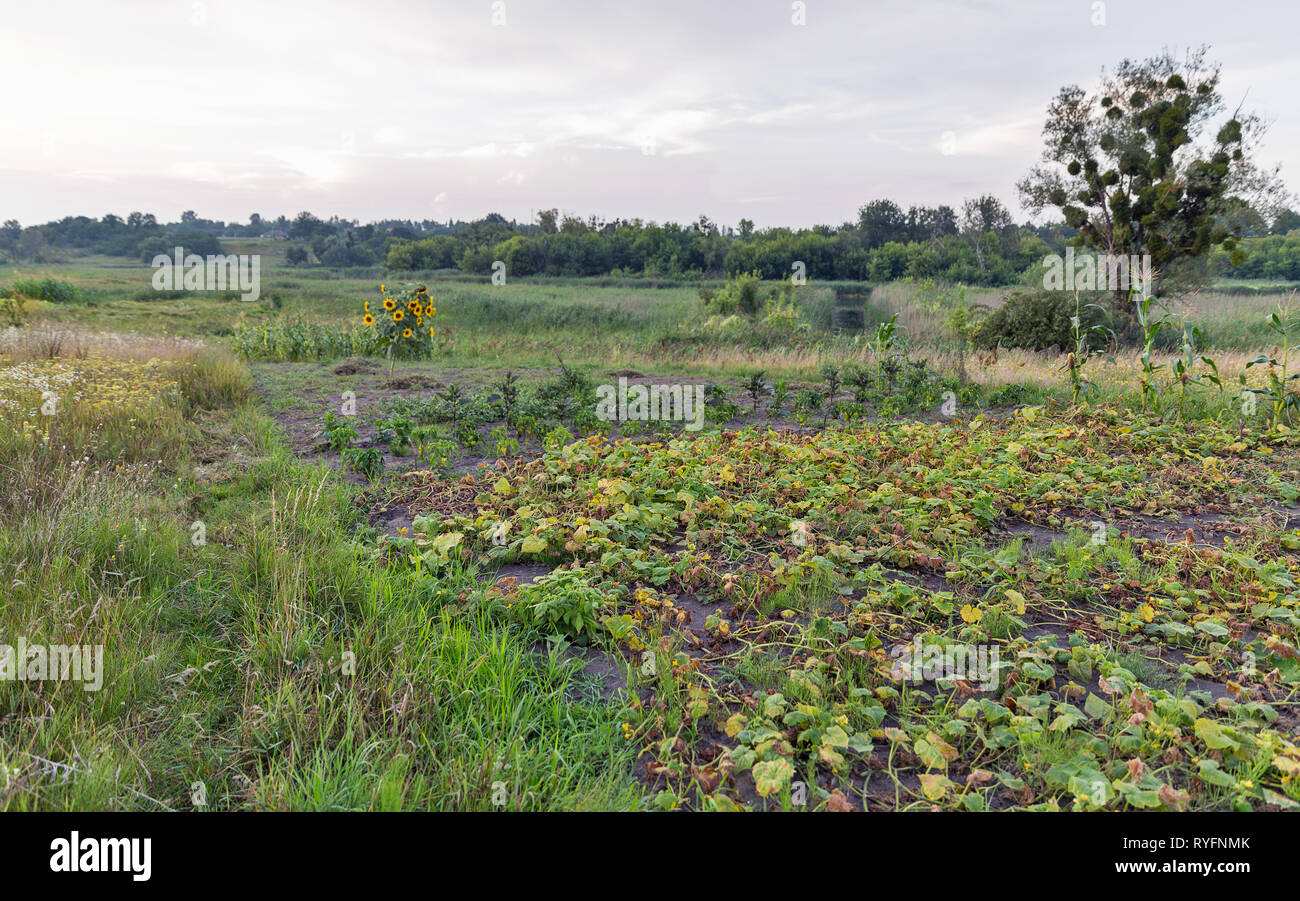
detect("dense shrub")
[1217,232,1300,281]
[972,289,1110,351]
[137,230,226,263]
[9,277,80,304]
[386,235,463,270]
[700,271,791,317]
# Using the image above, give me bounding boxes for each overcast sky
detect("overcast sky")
[1,0,1296,228]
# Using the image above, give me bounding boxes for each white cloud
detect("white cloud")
[0,0,1294,226]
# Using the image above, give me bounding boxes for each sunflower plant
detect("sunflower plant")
[364,284,437,375]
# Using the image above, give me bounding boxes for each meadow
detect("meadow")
[1,249,1298,812]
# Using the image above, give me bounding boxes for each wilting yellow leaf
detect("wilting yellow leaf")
[918,772,953,801]
[1004,589,1026,614]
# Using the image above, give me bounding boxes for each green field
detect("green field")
[2,256,1299,812]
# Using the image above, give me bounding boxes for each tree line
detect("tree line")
[2,200,1292,286]
[385,199,1064,284]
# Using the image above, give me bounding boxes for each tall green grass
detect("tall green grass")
[0,348,641,810]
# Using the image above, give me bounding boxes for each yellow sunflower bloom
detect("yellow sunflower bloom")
[363,314,375,326]
[383,298,396,310]
[402,328,412,338]
[393,309,404,322]
[364,301,370,312]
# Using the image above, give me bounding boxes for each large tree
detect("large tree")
[960,195,1013,277]
[1018,47,1286,297]
[856,199,908,249]
[1272,208,1300,235]
[908,204,958,247]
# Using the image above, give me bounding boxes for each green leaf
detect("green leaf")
[1116,782,1162,809]
[1197,758,1237,788]
[430,531,464,560]
[1194,718,1241,752]
[857,701,887,728]
[1084,693,1112,720]
[1049,710,1083,732]
[727,747,756,773]
[705,794,747,812]
[848,733,874,754]
[1067,772,1113,807]
[1194,619,1230,637]
[821,724,850,749]
[915,732,957,770]
[1067,651,1094,683]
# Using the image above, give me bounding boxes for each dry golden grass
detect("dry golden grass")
[0,323,207,364]
[914,347,1276,391]
[655,340,1285,398]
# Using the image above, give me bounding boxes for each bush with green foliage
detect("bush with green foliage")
[321,412,358,451]
[700,271,784,317]
[343,446,385,481]
[509,568,617,639]
[8,277,80,304]
[137,231,226,263]
[972,289,1110,351]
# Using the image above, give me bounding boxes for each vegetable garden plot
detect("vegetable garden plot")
[380,408,1300,810]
